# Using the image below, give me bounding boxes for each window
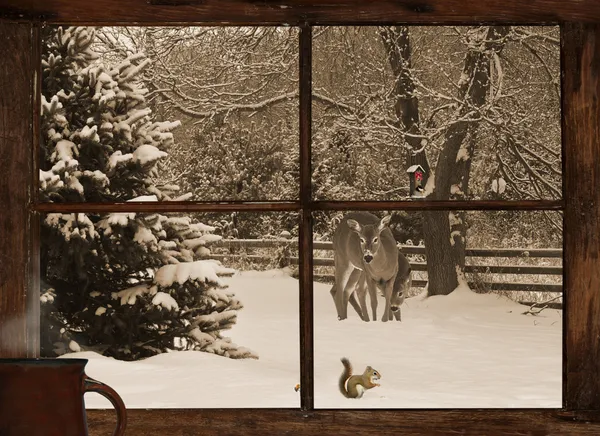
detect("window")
[0,3,599,434]
[38,25,302,408]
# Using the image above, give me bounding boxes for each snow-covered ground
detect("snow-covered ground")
[66,269,562,409]
[315,282,561,408]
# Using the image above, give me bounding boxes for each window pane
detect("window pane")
[40,211,300,408]
[40,26,299,203]
[312,26,561,201]
[313,209,562,408]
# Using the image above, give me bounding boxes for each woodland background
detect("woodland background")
[39,25,561,361]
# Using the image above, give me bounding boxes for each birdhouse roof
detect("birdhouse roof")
[406,165,425,173]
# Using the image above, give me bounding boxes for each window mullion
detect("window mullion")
[32,201,301,213]
[298,23,314,411]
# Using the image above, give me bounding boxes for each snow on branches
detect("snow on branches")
[39,27,253,362]
[43,205,254,361]
[40,26,181,203]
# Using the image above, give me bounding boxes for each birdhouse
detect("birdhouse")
[406,165,426,198]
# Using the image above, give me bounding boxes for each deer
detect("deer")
[331,211,411,322]
[383,252,412,321]
[330,247,412,321]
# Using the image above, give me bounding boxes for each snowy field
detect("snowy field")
[67,269,562,409]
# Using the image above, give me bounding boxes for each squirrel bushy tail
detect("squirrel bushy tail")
[339,357,352,398]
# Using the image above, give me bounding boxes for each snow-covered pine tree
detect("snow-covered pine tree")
[40,26,256,361]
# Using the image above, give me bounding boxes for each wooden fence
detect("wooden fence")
[211,239,563,294]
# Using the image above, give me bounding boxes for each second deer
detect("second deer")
[331,211,411,322]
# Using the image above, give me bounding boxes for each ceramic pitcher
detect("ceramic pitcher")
[0,358,126,436]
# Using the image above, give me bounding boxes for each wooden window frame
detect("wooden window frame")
[1,1,599,434]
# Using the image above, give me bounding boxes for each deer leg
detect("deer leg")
[334,262,353,320]
[330,283,363,319]
[366,276,378,321]
[356,274,369,322]
[341,268,362,320]
[364,277,379,322]
[382,280,393,322]
[349,292,363,319]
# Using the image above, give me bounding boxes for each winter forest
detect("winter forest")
[40,25,562,408]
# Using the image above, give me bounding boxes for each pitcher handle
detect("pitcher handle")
[83,375,127,436]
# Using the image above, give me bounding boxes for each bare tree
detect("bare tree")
[97,27,300,201]
[97,26,561,295]
[313,26,560,296]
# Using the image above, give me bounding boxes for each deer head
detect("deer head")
[346,215,391,264]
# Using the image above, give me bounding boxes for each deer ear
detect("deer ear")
[347,219,361,233]
[378,215,391,230]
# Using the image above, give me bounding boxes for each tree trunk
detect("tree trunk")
[425,26,509,296]
[380,26,431,180]
[381,26,509,296]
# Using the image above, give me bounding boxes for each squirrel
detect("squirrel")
[339,357,381,399]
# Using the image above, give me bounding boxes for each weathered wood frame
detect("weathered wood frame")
[0,2,599,434]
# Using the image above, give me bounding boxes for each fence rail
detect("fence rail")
[215,239,563,258]
[212,239,563,293]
